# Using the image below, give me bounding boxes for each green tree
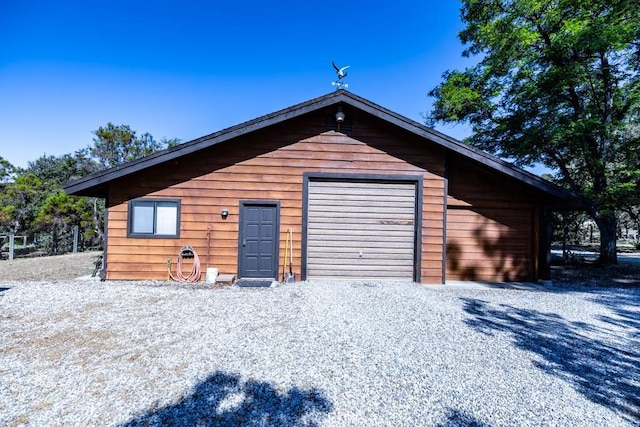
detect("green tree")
[27,153,100,187]
[0,172,43,234]
[34,190,89,255]
[0,157,17,234]
[1,127,180,256]
[0,156,16,184]
[90,123,180,168]
[26,153,105,249]
[428,0,640,264]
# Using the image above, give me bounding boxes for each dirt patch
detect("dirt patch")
[551,258,640,288]
[0,251,101,282]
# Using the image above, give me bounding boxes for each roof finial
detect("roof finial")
[331,61,350,90]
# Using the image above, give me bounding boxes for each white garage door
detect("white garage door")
[306,180,416,280]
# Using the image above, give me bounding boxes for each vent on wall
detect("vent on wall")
[324,114,353,134]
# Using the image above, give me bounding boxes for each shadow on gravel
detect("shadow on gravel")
[462,296,640,423]
[438,408,492,426]
[120,371,333,427]
[593,292,640,338]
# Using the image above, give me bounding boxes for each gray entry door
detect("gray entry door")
[238,202,279,279]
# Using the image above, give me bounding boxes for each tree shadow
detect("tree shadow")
[461,296,640,423]
[550,259,640,288]
[445,241,480,281]
[436,408,492,426]
[591,291,640,340]
[445,154,546,283]
[446,208,535,282]
[120,371,333,427]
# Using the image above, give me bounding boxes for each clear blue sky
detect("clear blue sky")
[1,0,475,169]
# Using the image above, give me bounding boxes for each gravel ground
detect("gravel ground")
[1,278,639,426]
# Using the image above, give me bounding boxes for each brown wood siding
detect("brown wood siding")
[446,155,538,282]
[307,181,416,280]
[105,115,447,283]
[446,207,534,281]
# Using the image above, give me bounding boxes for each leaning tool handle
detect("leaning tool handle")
[282,229,289,282]
[289,229,293,276]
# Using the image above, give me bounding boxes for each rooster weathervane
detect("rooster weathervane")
[332,61,350,89]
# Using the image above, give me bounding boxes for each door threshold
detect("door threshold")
[235,279,276,288]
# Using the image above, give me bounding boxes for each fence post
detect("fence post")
[9,232,14,260]
[73,225,79,253]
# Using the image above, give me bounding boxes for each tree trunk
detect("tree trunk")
[594,211,618,265]
[52,225,58,256]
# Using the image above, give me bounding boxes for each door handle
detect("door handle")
[243,239,246,247]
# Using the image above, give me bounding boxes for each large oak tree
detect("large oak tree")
[428,0,640,264]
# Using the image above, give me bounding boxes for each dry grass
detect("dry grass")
[0,251,101,281]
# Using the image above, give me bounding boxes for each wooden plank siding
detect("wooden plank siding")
[445,155,540,282]
[105,112,447,282]
[446,207,535,281]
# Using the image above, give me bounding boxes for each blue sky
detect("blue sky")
[0,0,475,169]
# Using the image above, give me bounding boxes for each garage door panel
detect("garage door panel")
[309,224,415,234]
[308,247,414,256]
[308,206,414,216]
[307,180,417,281]
[309,271,413,280]
[308,256,414,266]
[307,239,415,248]
[310,181,415,191]
[307,265,414,279]
[308,248,415,258]
[309,215,415,224]
[309,190,414,199]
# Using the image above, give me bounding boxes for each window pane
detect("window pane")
[156,202,178,235]
[133,203,154,234]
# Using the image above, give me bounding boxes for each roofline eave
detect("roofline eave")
[64,90,579,204]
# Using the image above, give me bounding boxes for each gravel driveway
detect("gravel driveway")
[1,280,638,426]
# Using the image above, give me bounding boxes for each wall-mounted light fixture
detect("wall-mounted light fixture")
[221,209,229,219]
[335,106,345,132]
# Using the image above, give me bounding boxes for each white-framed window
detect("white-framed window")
[128,199,180,238]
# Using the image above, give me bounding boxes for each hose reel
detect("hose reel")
[168,245,201,282]
[179,245,195,259]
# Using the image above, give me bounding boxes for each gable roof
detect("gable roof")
[64,90,578,204]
